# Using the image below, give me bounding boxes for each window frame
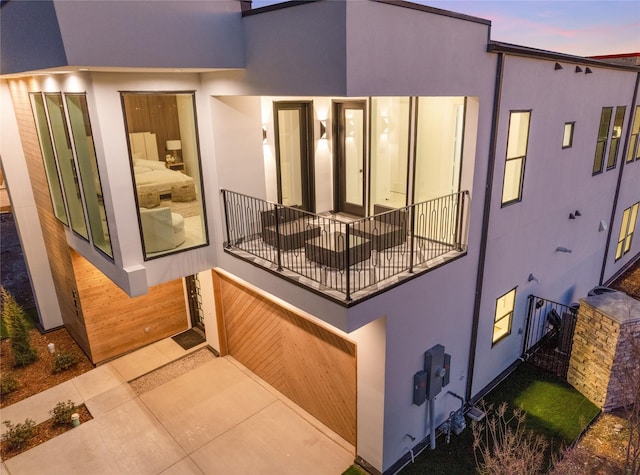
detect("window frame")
[29,93,69,225]
[562,122,575,149]
[121,90,209,260]
[501,110,531,207]
[626,105,640,163]
[493,287,517,346]
[64,93,113,258]
[616,202,639,261]
[606,106,626,171]
[593,107,613,175]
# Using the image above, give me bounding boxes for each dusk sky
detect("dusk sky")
[251,0,640,57]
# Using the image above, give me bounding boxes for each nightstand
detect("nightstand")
[166,162,185,173]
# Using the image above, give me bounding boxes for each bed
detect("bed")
[130,132,194,196]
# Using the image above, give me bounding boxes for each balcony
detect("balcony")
[221,189,469,304]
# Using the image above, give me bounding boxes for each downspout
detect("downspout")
[465,52,505,403]
[599,71,640,285]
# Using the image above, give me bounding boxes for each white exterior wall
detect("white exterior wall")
[472,55,640,396]
[52,0,244,70]
[345,1,492,97]
[240,2,348,95]
[603,94,640,282]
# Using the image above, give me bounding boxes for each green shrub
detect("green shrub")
[1,288,37,368]
[51,351,79,373]
[0,374,18,396]
[1,419,36,450]
[49,400,77,426]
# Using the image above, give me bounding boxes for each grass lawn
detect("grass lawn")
[398,362,599,474]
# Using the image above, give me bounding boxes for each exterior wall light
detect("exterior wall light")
[319,120,327,139]
[575,66,583,73]
[262,126,267,144]
[554,63,563,70]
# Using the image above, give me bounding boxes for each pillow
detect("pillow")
[134,159,166,170]
[133,166,152,174]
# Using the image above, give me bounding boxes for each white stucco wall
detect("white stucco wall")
[471,55,640,396]
[241,1,348,95]
[52,0,245,70]
[344,1,492,97]
[603,99,640,283]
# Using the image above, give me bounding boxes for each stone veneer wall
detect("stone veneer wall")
[567,293,640,411]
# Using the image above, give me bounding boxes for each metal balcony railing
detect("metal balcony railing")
[221,189,469,302]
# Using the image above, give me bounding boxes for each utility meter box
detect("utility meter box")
[443,352,451,387]
[424,344,445,399]
[413,370,427,406]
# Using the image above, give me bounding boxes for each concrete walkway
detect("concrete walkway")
[0,338,354,475]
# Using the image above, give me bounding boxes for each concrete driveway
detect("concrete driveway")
[1,340,354,475]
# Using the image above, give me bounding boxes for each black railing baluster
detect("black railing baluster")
[409,204,416,273]
[220,189,468,301]
[222,190,232,249]
[345,224,351,301]
[274,204,282,271]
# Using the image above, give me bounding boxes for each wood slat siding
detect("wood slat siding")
[72,251,187,363]
[213,271,357,445]
[7,79,92,358]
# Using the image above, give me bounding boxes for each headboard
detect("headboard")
[129,132,159,161]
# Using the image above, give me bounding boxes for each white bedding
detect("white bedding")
[134,159,194,196]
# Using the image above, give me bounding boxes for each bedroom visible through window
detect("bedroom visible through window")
[121,92,207,259]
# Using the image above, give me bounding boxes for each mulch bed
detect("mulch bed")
[0,404,92,460]
[1,327,94,408]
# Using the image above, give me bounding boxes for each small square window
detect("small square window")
[562,122,574,149]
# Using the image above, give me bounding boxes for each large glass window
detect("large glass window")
[626,106,640,163]
[121,92,207,259]
[30,92,113,258]
[45,93,88,239]
[370,97,410,213]
[65,94,112,257]
[414,97,465,204]
[493,288,516,345]
[593,107,613,175]
[606,106,626,170]
[30,94,67,224]
[616,202,639,261]
[501,111,530,206]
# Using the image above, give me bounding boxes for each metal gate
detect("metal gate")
[522,295,578,379]
[185,274,205,333]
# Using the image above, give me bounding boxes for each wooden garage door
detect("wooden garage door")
[213,271,357,445]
